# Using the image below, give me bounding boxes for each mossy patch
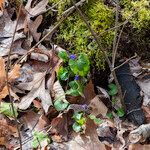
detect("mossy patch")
[121,0,150,30]
[51,0,115,69]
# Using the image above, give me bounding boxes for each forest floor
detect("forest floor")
[0,0,150,150]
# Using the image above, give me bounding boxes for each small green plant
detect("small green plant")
[106,112,114,119]
[72,112,86,132]
[89,114,103,124]
[107,83,125,117]
[32,131,50,148]
[108,83,118,96]
[58,51,90,97]
[54,99,69,111]
[116,107,125,117]
[0,102,18,118]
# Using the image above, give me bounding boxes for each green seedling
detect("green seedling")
[72,112,86,132]
[57,52,90,97]
[0,102,18,118]
[89,114,103,124]
[32,131,50,148]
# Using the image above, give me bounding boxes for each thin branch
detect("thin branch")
[112,23,125,68]
[62,0,86,16]
[112,54,137,71]
[5,2,23,150]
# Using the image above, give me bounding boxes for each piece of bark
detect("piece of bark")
[116,63,145,125]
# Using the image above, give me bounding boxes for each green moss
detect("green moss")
[121,0,150,30]
[51,0,115,69]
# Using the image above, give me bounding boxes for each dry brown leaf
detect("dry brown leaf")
[66,119,106,150]
[25,0,48,17]
[0,86,8,100]
[0,57,6,91]
[142,106,150,123]
[0,118,18,149]
[30,52,49,62]
[51,114,69,142]
[83,80,96,103]
[0,10,25,56]
[129,144,150,150]
[28,15,43,42]
[0,58,20,100]
[53,80,67,103]
[18,72,52,112]
[47,59,62,92]
[33,99,42,109]
[0,0,4,11]
[89,95,108,116]
[20,111,50,149]
[8,64,21,82]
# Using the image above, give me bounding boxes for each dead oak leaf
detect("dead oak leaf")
[18,72,52,112]
[25,0,48,17]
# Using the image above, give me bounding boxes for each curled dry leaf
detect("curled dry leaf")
[53,80,67,102]
[18,72,52,112]
[96,86,110,99]
[129,124,150,143]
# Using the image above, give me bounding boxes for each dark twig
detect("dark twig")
[5,2,23,150]
[112,54,137,71]
[112,23,125,68]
